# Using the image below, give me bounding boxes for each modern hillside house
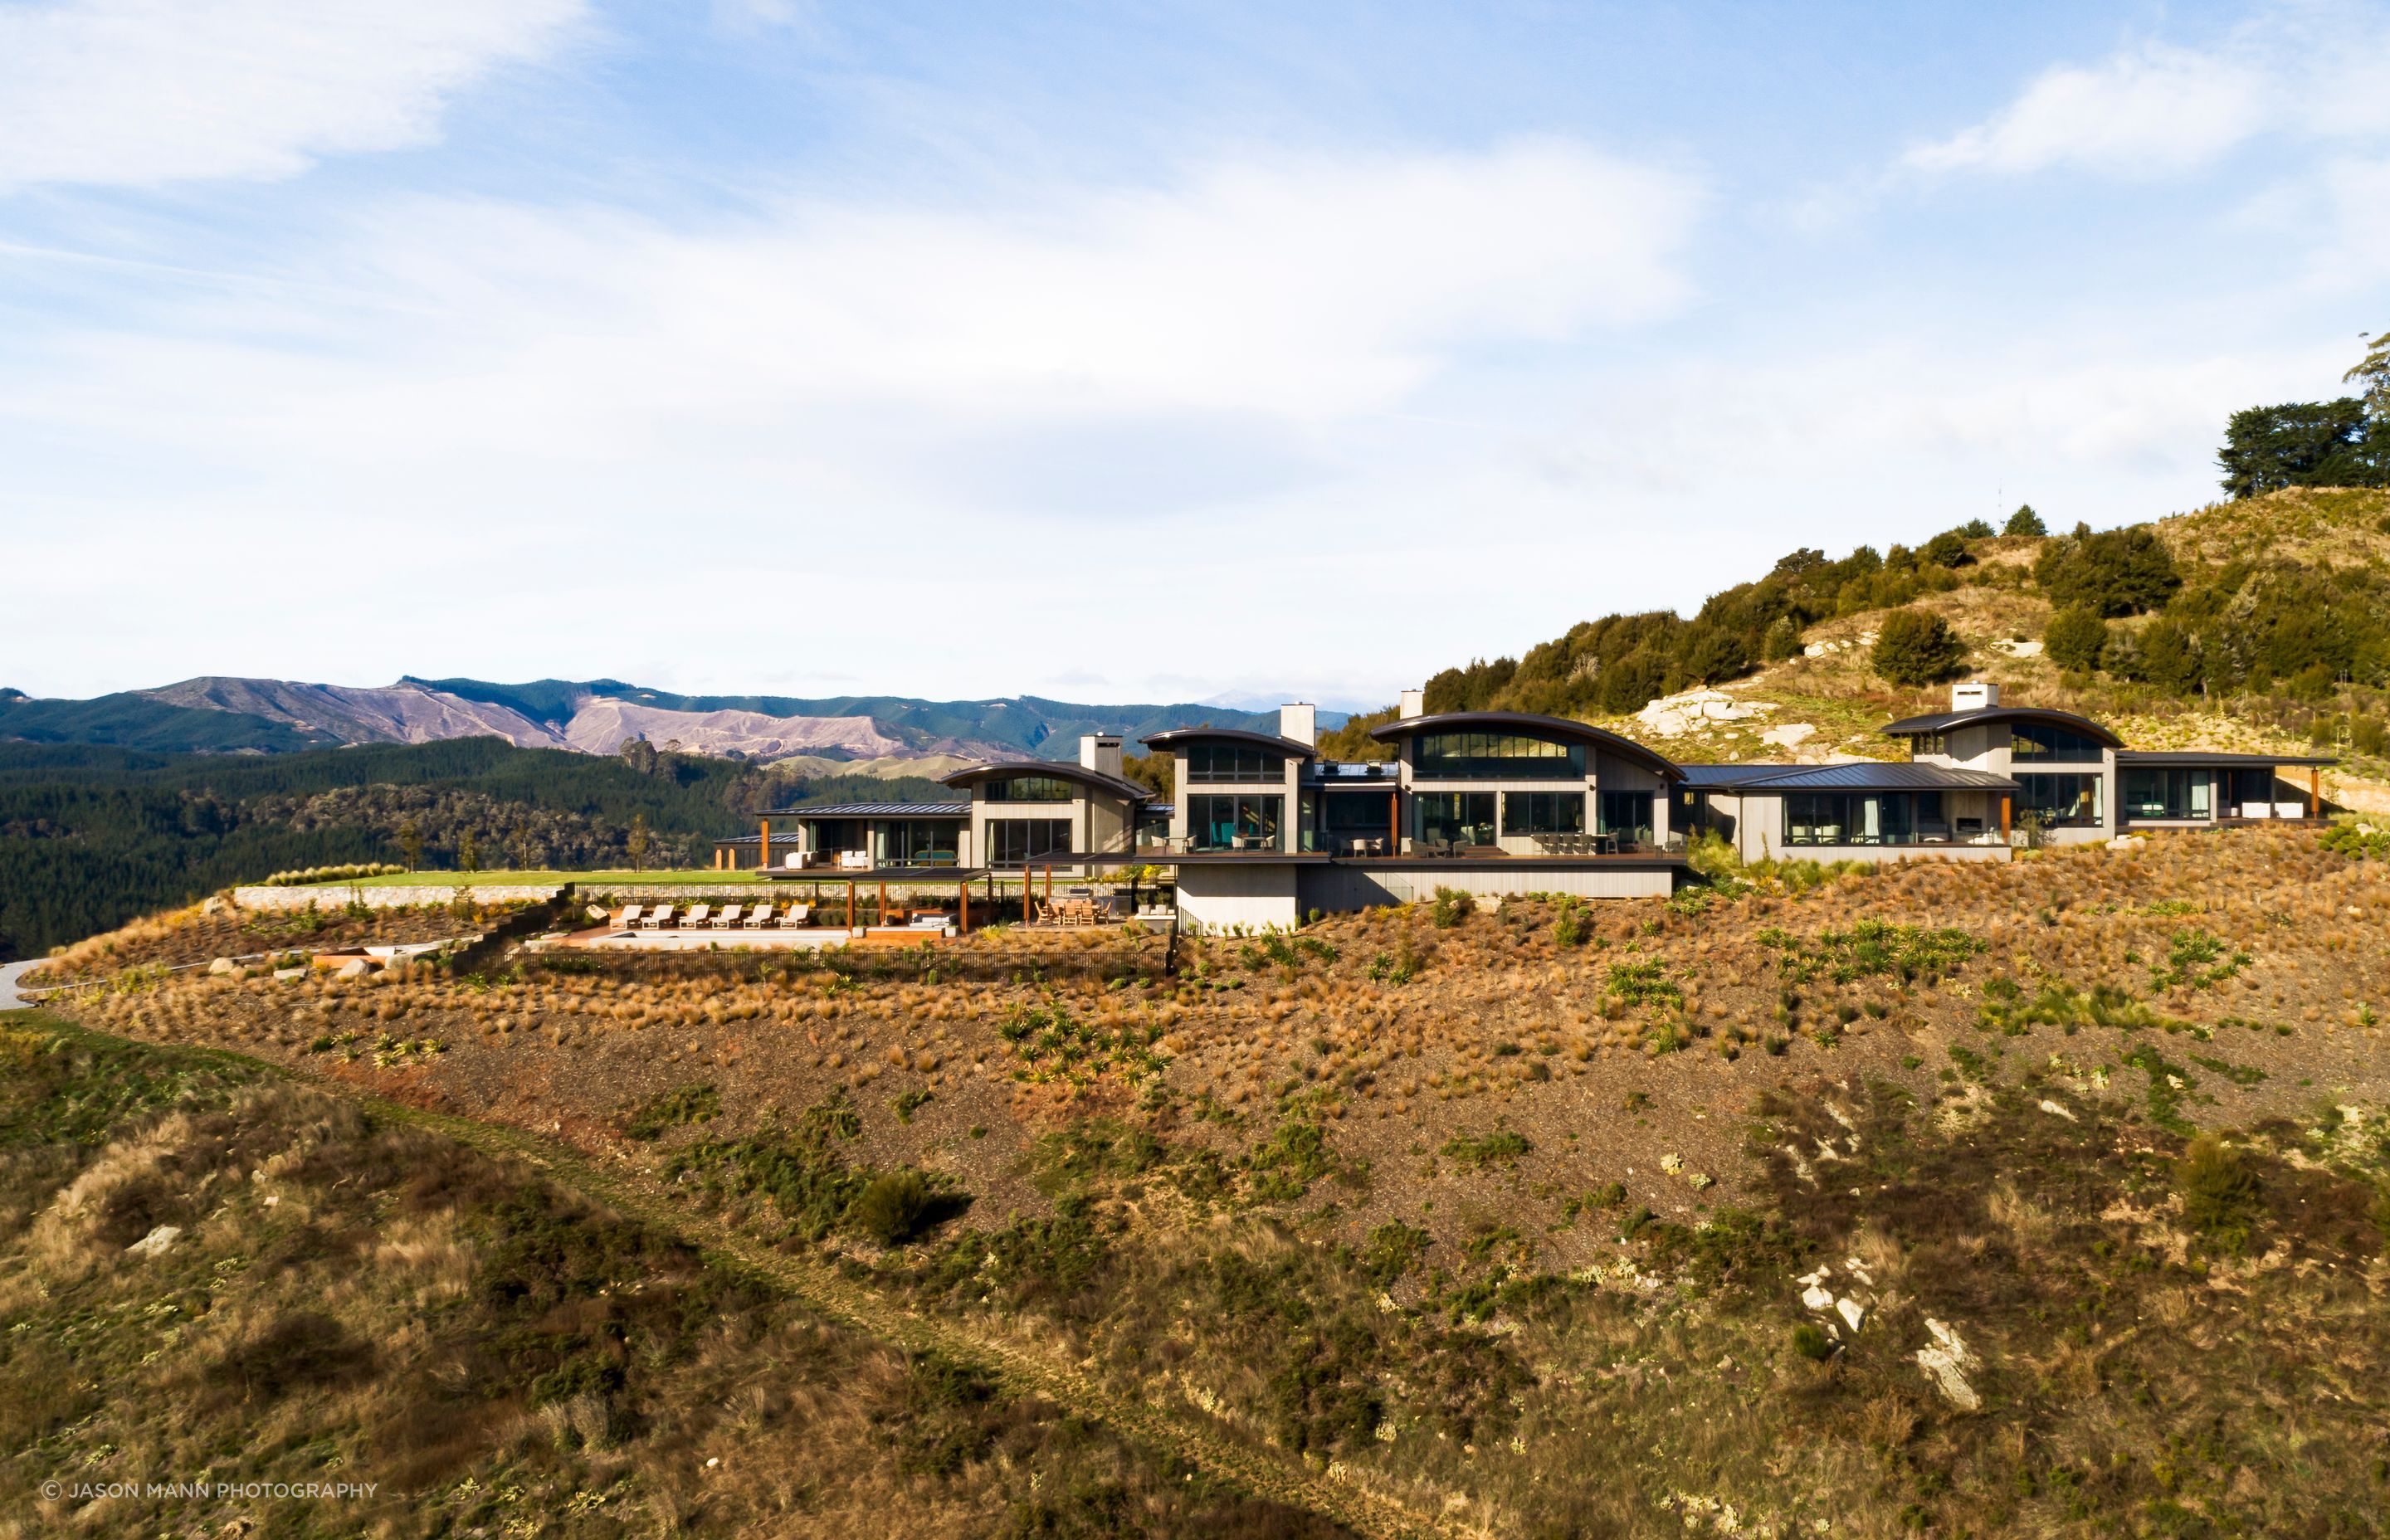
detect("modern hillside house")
[716,682,2334,931]
[1680,682,2333,865]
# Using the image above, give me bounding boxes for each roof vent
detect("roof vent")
[1951,681,2000,712]
[1397,688,1425,720]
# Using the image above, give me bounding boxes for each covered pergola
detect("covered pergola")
[756,863,997,933]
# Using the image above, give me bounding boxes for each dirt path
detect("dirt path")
[66,1020,1467,1540]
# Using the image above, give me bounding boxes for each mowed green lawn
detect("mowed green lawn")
[284,869,767,889]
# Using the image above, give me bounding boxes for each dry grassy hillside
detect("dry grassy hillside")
[1593,487,2390,813]
[19,824,2390,1537]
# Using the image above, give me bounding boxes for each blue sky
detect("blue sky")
[2,1,2385,711]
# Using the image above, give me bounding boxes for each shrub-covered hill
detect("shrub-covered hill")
[0,739,945,962]
[1360,487,2390,807]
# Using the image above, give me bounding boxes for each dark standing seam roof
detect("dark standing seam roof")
[1139,726,1319,757]
[939,761,1151,802]
[751,801,970,819]
[1878,705,2123,748]
[1676,762,2019,792]
[1367,710,1683,782]
[2115,751,2336,768]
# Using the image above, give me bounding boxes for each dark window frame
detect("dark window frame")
[1503,790,1585,836]
[1184,744,1286,783]
[979,775,1076,803]
[1412,731,1586,781]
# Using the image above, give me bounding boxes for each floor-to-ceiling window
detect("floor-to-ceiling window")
[1597,791,1653,846]
[1323,792,1398,853]
[2121,768,2212,821]
[986,820,1072,865]
[1186,793,1283,850]
[1779,792,1954,846]
[2227,768,2276,810]
[2014,773,2102,826]
[1415,792,1496,848]
[1503,791,1584,837]
[882,820,962,865]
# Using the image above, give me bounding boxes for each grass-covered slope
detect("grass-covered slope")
[33,821,2390,1536]
[0,1016,1347,1539]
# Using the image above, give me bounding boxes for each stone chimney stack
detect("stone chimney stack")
[1951,681,2000,712]
[1278,702,1316,747]
[1080,733,1124,778]
[1397,688,1426,720]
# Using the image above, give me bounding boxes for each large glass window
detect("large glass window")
[2009,723,2106,763]
[883,820,962,865]
[1187,793,1284,850]
[2015,772,2101,826]
[1185,744,1285,782]
[2227,768,2276,808]
[986,819,1072,865]
[1598,791,1653,845]
[979,775,1076,802]
[1783,793,1882,846]
[2121,768,2212,821]
[1323,792,1397,836]
[1415,792,1496,848]
[1505,791,1585,836]
[1412,732,1585,780]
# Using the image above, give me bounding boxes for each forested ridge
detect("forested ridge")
[1354,336,2390,738]
[0,738,944,961]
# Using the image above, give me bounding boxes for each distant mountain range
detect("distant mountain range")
[0,677,1317,770]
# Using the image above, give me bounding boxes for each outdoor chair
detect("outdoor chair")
[641,906,673,929]
[780,904,811,928]
[617,904,644,928]
[682,904,711,928]
[714,904,743,928]
[744,904,774,928]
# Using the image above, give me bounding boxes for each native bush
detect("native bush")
[1871,607,1967,686]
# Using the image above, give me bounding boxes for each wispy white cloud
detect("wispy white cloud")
[1901,16,2390,180]
[17,138,1706,447]
[0,0,586,191]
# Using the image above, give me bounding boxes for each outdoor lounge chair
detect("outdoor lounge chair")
[681,904,711,928]
[744,904,774,928]
[779,904,811,928]
[640,905,672,929]
[714,904,743,928]
[617,904,644,928]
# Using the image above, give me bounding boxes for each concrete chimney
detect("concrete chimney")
[1278,702,1316,747]
[1397,688,1425,720]
[1950,681,2000,713]
[1080,733,1124,778]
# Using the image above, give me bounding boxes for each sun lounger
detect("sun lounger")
[744,903,774,928]
[617,904,644,928]
[641,905,673,929]
[778,904,811,928]
[714,904,743,928]
[681,904,711,929]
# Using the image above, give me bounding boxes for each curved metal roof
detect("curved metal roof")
[1878,705,2123,748]
[1368,710,1683,782]
[1139,725,1318,758]
[1675,762,2019,793]
[939,760,1151,802]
